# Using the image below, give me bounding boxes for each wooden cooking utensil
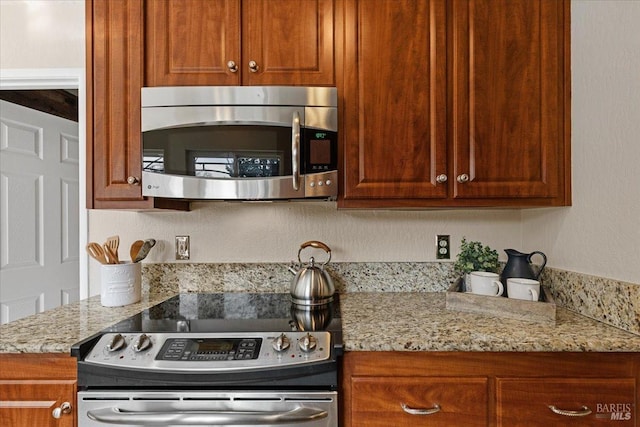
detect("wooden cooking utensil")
[106,235,120,259]
[86,242,108,264]
[133,239,156,263]
[130,240,144,262]
[103,244,119,264]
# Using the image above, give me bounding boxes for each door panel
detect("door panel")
[0,101,79,324]
[242,0,335,85]
[342,0,447,200]
[451,0,566,199]
[145,0,241,86]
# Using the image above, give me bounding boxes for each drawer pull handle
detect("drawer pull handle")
[548,405,592,417]
[401,403,441,415]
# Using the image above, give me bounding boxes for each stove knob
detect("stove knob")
[272,333,291,352]
[298,333,317,353]
[132,334,152,352]
[106,334,125,352]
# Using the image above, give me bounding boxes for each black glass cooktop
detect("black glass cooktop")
[104,293,341,336]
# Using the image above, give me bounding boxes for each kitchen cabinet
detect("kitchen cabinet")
[351,376,488,426]
[87,0,333,209]
[145,0,335,87]
[340,0,447,202]
[86,0,188,209]
[497,378,636,426]
[0,354,77,427]
[342,352,639,427]
[339,0,571,207]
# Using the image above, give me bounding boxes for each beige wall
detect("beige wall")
[0,1,84,69]
[522,1,640,285]
[2,1,638,294]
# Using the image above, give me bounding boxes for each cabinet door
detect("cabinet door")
[450,0,570,204]
[242,0,335,86]
[341,0,447,204]
[88,0,189,209]
[497,378,636,426]
[350,376,488,426]
[145,0,241,86]
[89,0,146,207]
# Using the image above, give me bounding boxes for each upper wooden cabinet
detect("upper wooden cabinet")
[340,0,448,202]
[87,0,570,209]
[145,0,336,87]
[87,0,150,209]
[339,0,571,208]
[449,0,570,203]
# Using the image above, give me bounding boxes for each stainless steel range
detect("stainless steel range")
[72,293,342,426]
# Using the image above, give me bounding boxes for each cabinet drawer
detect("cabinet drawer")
[350,377,488,426]
[497,378,636,426]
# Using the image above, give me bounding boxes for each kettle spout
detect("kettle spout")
[288,262,299,275]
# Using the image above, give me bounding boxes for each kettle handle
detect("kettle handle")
[298,241,332,265]
[527,251,547,279]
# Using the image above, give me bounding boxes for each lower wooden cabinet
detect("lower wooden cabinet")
[0,354,76,427]
[351,376,488,426]
[497,378,636,427]
[342,352,640,427]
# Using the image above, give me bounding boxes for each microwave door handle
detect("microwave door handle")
[292,111,301,191]
[86,406,328,425]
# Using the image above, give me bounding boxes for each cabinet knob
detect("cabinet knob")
[52,402,72,419]
[456,174,470,184]
[248,60,260,73]
[436,174,448,184]
[548,405,592,417]
[127,176,140,185]
[227,60,238,73]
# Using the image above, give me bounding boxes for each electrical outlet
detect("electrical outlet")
[436,235,450,259]
[175,236,190,260]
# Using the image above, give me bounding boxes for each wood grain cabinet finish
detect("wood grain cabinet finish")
[87,0,147,208]
[0,354,77,427]
[339,0,571,208]
[342,352,640,427]
[340,0,448,202]
[145,0,335,87]
[351,376,488,426]
[497,378,636,427]
[449,0,570,204]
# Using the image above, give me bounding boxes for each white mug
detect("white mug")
[507,278,540,301]
[468,271,504,297]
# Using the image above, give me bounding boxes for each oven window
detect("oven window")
[191,153,282,178]
[142,125,292,177]
[143,149,165,173]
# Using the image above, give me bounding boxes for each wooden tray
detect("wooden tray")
[445,278,556,325]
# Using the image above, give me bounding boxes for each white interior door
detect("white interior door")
[0,100,80,324]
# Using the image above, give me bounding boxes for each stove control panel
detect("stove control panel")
[84,332,331,371]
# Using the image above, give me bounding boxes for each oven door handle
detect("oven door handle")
[87,406,327,425]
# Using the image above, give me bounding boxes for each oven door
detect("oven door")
[78,390,337,427]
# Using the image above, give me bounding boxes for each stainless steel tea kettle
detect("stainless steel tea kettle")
[289,241,335,306]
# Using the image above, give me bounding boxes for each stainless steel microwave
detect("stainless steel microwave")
[141,86,338,200]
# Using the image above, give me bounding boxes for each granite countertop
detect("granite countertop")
[340,293,640,352]
[0,293,176,353]
[1,291,639,354]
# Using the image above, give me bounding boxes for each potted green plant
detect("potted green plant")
[454,238,499,287]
